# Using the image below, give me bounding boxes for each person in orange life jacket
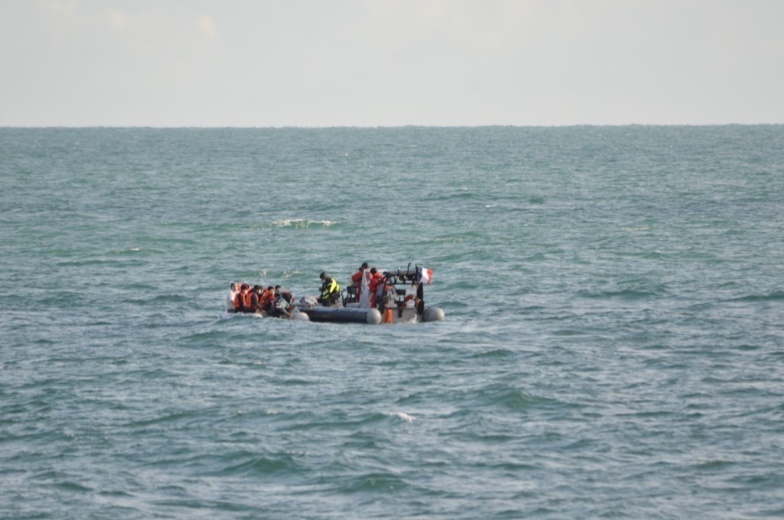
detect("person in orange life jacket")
[350,262,370,304]
[242,284,258,313]
[247,285,262,313]
[318,272,341,305]
[234,283,250,312]
[351,262,369,286]
[368,267,384,308]
[260,286,276,314]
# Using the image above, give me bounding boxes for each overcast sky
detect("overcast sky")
[1,0,782,127]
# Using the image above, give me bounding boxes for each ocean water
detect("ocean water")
[1,126,783,519]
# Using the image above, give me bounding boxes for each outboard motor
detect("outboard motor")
[343,285,358,304]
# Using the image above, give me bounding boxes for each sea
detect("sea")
[1,126,783,519]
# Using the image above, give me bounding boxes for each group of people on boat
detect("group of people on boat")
[320,262,418,310]
[227,282,294,317]
[317,263,386,308]
[346,262,407,309]
[227,262,420,317]
[350,262,388,308]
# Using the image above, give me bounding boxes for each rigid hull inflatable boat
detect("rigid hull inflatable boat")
[297,266,445,324]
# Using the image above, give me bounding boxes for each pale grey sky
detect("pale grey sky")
[1,0,782,126]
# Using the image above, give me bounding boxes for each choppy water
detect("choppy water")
[2,126,784,519]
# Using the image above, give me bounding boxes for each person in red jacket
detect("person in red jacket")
[368,268,385,308]
[350,262,371,306]
[351,262,369,286]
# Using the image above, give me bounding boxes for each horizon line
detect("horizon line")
[2,123,783,130]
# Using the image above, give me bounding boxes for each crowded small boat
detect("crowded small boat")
[224,263,445,324]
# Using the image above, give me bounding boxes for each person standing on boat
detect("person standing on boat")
[351,262,372,307]
[351,262,369,287]
[318,272,341,306]
[369,268,384,308]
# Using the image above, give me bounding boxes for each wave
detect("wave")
[285,410,417,433]
[729,291,784,303]
[388,411,415,422]
[330,471,412,495]
[267,219,338,229]
[210,451,300,477]
[577,287,667,300]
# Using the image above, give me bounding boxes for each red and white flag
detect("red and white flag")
[419,267,433,285]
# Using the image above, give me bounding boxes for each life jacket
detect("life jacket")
[243,291,254,310]
[321,277,339,298]
[248,292,260,312]
[369,273,383,293]
[260,290,276,312]
[369,273,384,307]
[234,292,245,311]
